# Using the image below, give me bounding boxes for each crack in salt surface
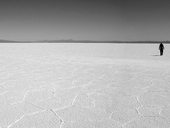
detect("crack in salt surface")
[7,109,63,128]
[135,96,143,107]
[7,115,25,128]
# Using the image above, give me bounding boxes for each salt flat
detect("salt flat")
[0,43,170,128]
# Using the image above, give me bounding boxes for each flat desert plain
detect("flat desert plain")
[0,43,170,128]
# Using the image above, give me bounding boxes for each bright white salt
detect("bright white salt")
[0,43,170,128]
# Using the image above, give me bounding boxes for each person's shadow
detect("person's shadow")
[152,55,160,56]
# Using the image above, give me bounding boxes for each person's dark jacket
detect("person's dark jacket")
[159,43,164,50]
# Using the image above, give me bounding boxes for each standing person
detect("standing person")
[159,42,164,56]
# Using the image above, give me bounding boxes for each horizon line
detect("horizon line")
[0,39,170,43]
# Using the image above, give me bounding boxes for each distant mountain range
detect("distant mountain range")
[0,39,170,43]
[0,39,19,43]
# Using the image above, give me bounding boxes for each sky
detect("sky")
[0,0,170,41]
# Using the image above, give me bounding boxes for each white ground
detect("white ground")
[0,43,170,128]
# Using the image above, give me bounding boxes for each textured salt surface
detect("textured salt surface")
[0,43,170,128]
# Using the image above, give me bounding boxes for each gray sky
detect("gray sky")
[0,0,170,41]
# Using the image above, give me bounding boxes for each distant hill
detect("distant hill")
[0,39,19,43]
[0,39,170,43]
[38,40,170,44]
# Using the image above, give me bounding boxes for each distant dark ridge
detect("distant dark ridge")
[0,39,19,43]
[39,40,170,44]
[0,39,170,43]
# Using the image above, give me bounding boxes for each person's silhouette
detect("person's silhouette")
[159,43,164,56]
